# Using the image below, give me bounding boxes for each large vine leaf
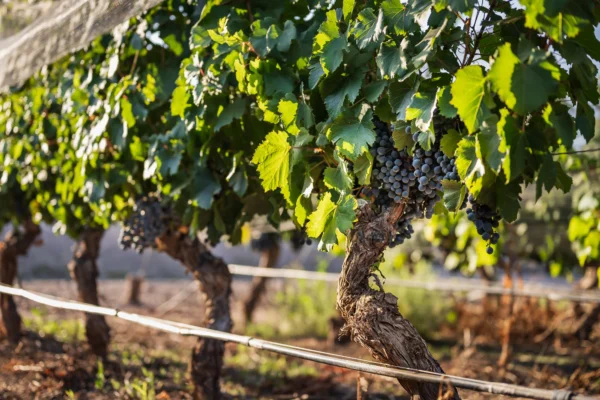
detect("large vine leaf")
[327,111,376,161]
[450,66,488,133]
[252,131,292,201]
[307,192,357,250]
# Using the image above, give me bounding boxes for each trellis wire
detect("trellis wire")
[0,283,596,400]
[227,264,600,304]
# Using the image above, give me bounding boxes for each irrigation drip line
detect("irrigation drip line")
[227,264,600,304]
[0,284,596,400]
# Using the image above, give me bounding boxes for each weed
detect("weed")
[23,307,84,342]
[124,368,156,400]
[95,360,106,391]
[65,389,76,399]
[246,258,337,339]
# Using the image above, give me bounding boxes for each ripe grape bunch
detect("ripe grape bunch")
[466,195,500,254]
[119,195,172,253]
[362,118,460,247]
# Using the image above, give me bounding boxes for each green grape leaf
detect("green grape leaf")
[437,86,457,118]
[156,148,182,176]
[450,66,488,133]
[495,179,521,223]
[171,86,190,119]
[190,24,211,49]
[478,116,505,173]
[343,0,355,21]
[353,8,384,49]
[455,135,490,198]
[381,0,413,35]
[277,21,297,52]
[488,43,519,111]
[321,36,348,74]
[324,67,368,118]
[392,124,415,151]
[120,98,136,128]
[535,154,557,200]
[324,158,353,193]
[252,131,292,201]
[440,129,462,157]
[442,180,466,212]
[568,215,594,241]
[309,63,325,90]
[406,90,437,132]
[571,25,600,62]
[543,103,575,149]
[294,195,313,226]
[389,79,419,120]
[192,167,222,210]
[497,109,525,183]
[576,101,595,143]
[511,61,559,115]
[306,192,357,250]
[362,81,387,103]
[327,111,376,161]
[214,98,246,132]
[354,152,373,185]
[376,41,408,79]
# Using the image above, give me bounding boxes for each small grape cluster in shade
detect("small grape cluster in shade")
[250,232,281,252]
[119,195,172,253]
[466,195,500,254]
[289,229,312,252]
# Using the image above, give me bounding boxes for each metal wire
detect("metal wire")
[227,264,600,303]
[0,283,596,400]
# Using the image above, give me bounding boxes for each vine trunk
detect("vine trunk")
[68,228,110,357]
[336,203,460,400]
[157,229,232,400]
[0,220,41,342]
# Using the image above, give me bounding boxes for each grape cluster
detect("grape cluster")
[466,195,500,254]
[363,120,447,246]
[250,232,281,252]
[119,195,172,253]
[289,229,312,251]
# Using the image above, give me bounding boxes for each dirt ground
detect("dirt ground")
[1,279,599,399]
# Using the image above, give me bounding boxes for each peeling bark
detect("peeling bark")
[0,220,41,342]
[68,228,110,357]
[157,229,232,400]
[244,243,280,325]
[337,204,459,400]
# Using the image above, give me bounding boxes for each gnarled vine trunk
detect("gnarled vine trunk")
[0,220,41,342]
[157,229,232,400]
[244,243,280,325]
[68,228,110,357]
[337,204,460,400]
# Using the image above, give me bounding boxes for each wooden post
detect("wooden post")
[125,274,144,305]
[244,235,280,325]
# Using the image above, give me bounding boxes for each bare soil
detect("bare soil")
[1,279,599,399]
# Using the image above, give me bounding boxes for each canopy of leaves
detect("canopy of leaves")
[1,0,598,251]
